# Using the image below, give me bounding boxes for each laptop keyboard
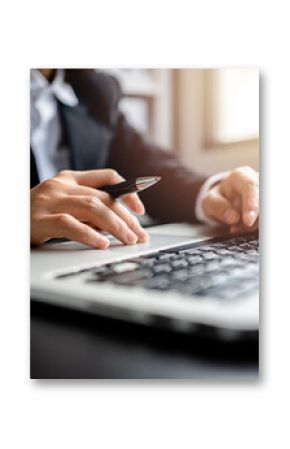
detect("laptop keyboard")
[82,232,259,300]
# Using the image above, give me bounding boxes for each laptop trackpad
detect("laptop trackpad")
[31,224,224,274]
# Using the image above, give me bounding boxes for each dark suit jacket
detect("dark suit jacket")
[30,69,206,223]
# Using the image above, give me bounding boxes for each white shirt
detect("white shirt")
[30,69,225,224]
[30,69,78,182]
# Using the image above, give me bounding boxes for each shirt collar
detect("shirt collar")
[30,69,79,107]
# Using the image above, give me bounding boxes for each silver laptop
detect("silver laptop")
[31,223,259,341]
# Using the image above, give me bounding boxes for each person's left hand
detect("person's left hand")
[202,166,259,234]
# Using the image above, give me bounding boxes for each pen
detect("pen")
[99,176,161,199]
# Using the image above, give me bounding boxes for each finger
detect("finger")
[73,168,124,188]
[109,201,149,242]
[76,196,148,242]
[68,174,146,215]
[202,188,240,224]
[67,192,147,241]
[221,168,259,227]
[57,195,139,245]
[121,192,145,215]
[40,214,110,248]
[97,192,148,241]
[97,189,145,216]
[230,219,259,235]
[241,183,259,227]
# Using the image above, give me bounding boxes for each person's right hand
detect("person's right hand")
[31,169,149,249]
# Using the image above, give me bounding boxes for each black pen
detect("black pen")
[99,176,161,199]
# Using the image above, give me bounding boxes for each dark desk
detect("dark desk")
[31,302,258,379]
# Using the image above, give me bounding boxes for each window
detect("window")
[175,69,259,173]
[205,69,259,146]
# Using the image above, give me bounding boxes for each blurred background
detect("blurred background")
[106,69,259,175]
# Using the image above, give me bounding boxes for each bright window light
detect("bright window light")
[211,69,259,144]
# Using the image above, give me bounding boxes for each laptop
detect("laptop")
[30,223,259,341]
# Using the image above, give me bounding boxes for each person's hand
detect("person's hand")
[202,166,259,234]
[31,169,149,248]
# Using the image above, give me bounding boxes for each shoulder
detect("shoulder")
[65,69,122,126]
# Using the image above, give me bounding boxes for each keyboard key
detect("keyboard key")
[233,253,258,262]
[171,259,189,269]
[144,276,172,290]
[171,270,191,281]
[202,253,221,260]
[152,264,172,274]
[181,277,215,294]
[215,249,231,255]
[108,269,153,285]
[220,257,241,266]
[227,246,244,251]
[187,265,206,276]
[110,262,139,273]
[210,243,228,248]
[197,246,217,252]
[158,253,175,261]
[239,243,253,249]
[204,261,221,272]
[178,248,203,255]
[187,255,204,264]
[130,257,157,266]
[244,249,258,255]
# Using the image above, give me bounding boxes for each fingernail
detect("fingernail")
[126,230,138,244]
[224,209,239,224]
[94,237,110,249]
[137,228,149,242]
[244,211,257,226]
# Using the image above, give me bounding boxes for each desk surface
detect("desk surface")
[31,302,258,379]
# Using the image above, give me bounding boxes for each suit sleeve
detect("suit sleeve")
[107,113,207,224]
